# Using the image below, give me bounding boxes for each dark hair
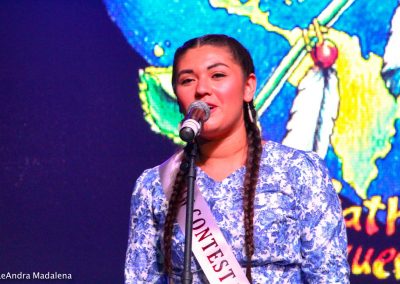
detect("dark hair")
[171,34,255,91]
[164,34,262,283]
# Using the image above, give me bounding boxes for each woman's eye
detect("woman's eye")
[212,73,226,79]
[180,78,194,85]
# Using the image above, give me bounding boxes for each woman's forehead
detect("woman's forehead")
[177,45,237,68]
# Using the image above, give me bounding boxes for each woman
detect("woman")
[125,34,349,283]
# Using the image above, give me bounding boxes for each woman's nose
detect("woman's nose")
[195,77,210,98]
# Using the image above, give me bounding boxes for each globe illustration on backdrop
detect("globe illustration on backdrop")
[104,0,400,280]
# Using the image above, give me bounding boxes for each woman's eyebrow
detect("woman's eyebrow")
[207,62,229,70]
[177,63,230,78]
[177,69,194,78]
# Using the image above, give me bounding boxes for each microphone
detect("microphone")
[179,101,210,142]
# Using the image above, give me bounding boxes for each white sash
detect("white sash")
[159,151,250,284]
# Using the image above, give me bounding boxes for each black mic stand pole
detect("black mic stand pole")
[182,141,198,284]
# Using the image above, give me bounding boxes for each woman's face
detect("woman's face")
[174,45,256,140]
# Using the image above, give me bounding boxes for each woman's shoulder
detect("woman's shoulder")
[261,140,325,171]
[260,141,334,203]
[135,164,162,184]
[130,164,171,213]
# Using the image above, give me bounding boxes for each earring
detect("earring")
[247,103,254,123]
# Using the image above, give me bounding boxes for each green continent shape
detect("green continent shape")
[138,67,183,144]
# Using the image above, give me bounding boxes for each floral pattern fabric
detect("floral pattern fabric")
[125,141,350,283]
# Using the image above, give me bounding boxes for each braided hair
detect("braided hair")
[164,34,262,283]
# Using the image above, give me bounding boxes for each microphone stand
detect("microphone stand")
[182,141,198,284]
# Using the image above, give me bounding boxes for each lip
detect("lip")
[204,102,217,110]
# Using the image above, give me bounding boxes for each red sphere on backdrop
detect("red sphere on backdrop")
[311,40,338,69]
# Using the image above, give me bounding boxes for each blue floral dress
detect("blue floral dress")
[125,141,350,283]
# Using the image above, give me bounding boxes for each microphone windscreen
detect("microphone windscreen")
[187,101,210,122]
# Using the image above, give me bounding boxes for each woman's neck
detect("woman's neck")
[196,124,248,181]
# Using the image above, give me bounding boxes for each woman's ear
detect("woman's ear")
[244,73,257,103]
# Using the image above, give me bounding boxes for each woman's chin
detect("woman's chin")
[198,128,229,142]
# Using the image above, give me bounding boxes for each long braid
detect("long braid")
[242,101,262,283]
[163,151,189,276]
[163,104,262,280]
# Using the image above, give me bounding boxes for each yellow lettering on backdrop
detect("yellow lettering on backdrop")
[343,206,362,231]
[387,197,400,236]
[372,248,397,280]
[363,196,386,235]
[352,246,374,275]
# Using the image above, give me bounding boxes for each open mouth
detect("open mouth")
[206,104,216,110]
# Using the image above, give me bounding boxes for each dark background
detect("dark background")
[0,1,394,284]
[0,1,175,282]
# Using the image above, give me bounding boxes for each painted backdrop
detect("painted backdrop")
[1,1,399,283]
[104,0,400,282]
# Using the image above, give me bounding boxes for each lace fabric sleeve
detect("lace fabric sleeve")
[125,169,166,284]
[297,151,350,283]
